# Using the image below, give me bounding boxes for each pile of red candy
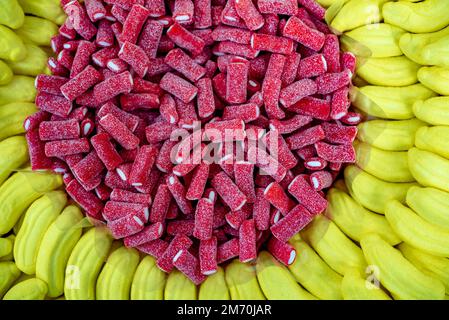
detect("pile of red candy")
[25,0,359,284]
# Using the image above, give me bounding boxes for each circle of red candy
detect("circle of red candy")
[26,0,360,285]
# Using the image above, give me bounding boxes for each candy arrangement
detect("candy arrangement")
[24,0,357,284]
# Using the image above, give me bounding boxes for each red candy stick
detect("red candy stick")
[197,78,215,118]
[145,122,177,143]
[264,181,294,215]
[106,58,128,73]
[95,183,111,201]
[253,188,271,230]
[44,138,90,157]
[160,72,198,103]
[47,57,69,77]
[157,234,192,272]
[63,40,79,52]
[289,96,330,120]
[120,4,149,44]
[304,157,328,170]
[59,22,76,40]
[239,219,257,262]
[110,5,128,24]
[108,211,146,239]
[193,198,214,240]
[217,238,239,263]
[226,59,249,104]
[137,239,169,259]
[167,22,205,55]
[262,53,286,119]
[85,0,107,22]
[64,1,97,40]
[316,70,352,95]
[250,146,287,182]
[155,140,176,172]
[269,114,312,135]
[98,102,139,132]
[330,87,350,120]
[146,0,165,17]
[211,25,251,44]
[99,113,139,150]
[61,65,102,101]
[115,162,132,181]
[270,204,314,242]
[288,175,328,214]
[36,92,72,117]
[159,94,178,124]
[166,174,193,215]
[173,0,194,24]
[281,52,301,87]
[150,184,172,223]
[24,111,50,132]
[66,179,103,219]
[124,222,164,247]
[283,16,325,51]
[221,0,245,27]
[235,0,264,30]
[71,41,97,78]
[164,48,206,82]
[234,161,256,203]
[205,119,246,142]
[186,163,210,200]
[251,34,294,55]
[211,171,247,211]
[35,75,68,95]
[120,93,160,111]
[267,237,296,266]
[118,41,149,78]
[296,146,316,160]
[104,0,143,10]
[72,151,105,189]
[39,119,79,141]
[279,78,317,108]
[129,145,158,186]
[104,169,133,190]
[315,141,356,163]
[322,34,340,73]
[110,189,151,204]
[216,41,259,59]
[341,52,356,75]
[93,71,133,104]
[138,20,163,59]
[133,77,161,95]
[90,133,122,171]
[103,200,148,221]
[199,237,217,275]
[173,249,206,285]
[298,54,327,79]
[92,46,119,67]
[322,122,357,144]
[167,220,195,236]
[286,125,325,150]
[257,0,298,16]
[26,130,52,170]
[310,170,333,191]
[298,0,326,20]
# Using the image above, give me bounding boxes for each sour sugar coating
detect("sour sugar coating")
[288,175,327,214]
[267,237,296,266]
[239,219,257,262]
[160,72,198,103]
[193,198,214,240]
[167,22,205,55]
[91,132,123,170]
[235,0,264,30]
[66,179,103,219]
[315,141,356,163]
[110,189,151,204]
[283,16,325,51]
[262,53,286,119]
[173,249,206,285]
[166,174,193,215]
[44,138,90,157]
[39,119,80,141]
[118,41,149,78]
[157,234,192,272]
[271,204,315,242]
[93,71,133,104]
[108,210,146,239]
[264,182,294,215]
[103,201,148,221]
[99,113,139,150]
[164,48,206,82]
[288,97,330,120]
[258,0,298,15]
[196,78,215,118]
[251,33,294,55]
[211,171,247,211]
[199,237,218,275]
[279,78,317,107]
[226,59,249,104]
[129,145,158,186]
[124,222,164,247]
[217,238,239,264]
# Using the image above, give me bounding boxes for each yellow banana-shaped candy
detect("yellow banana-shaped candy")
[0,262,21,298]
[356,56,420,87]
[288,236,343,300]
[36,205,83,298]
[256,251,317,300]
[415,126,449,159]
[0,61,13,85]
[344,165,417,214]
[131,255,166,300]
[15,16,58,46]
[399,243,449,294]
[0,235,15,262]
[18,0,66,25]
[342,23,405,58]
[199,266,230,300]
[329,0,388,33]
[361,233,445,300]
[421,35,449,68]
[13,213,25,236]
[386,200,449,258]
[408,148,449,193]
[7,43,48,76]
[354,141,414,183]
[326,188,401,245]
[225,260,266,300]
[0,76,36,105]
[0,25,26,62]
[3,278,48,300]
[357,118,426,152]
[0,171,63,235]
[130,256,166,300]
[64,227,113,300]
[0,0,24,29]
[0,238,13,259]
[341,267,391,300]
[96,246,140,300]
[0,102,36,141]
[407,186,449,231]
[0,136,29,186]
[14,191,67,275]
[164,270,197,300]
[301,215,367,275]
[413,97,449,126]
[351,84,436,120]
[417,66,449,96]
[383,0,449,33]
[399,25,449,65]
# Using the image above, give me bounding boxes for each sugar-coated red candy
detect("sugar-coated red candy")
[211,171,247,211]
[193,198,214,240]
[36,92,73,117]
[315,141,356,163]
[64,1,97,40]
[66,179,103,219]
[103,200,148,221]
[157,234,192,272]
[264,182,294,215]
[124,222,164,247]
[267,237,296,266]
[108,210,146,239]
[150,184,172,223]
[44,138,90,157]
[286,125,325,150]
[258,0,298,16]
[167,220,195,236]
[304,157,328,170]
[165,48,206,82]
[118,41,149,78]
[239,219,257,262]
[262,53,285,119]
[173,249,206,285]
[110,189,151,204]
[217,238,239,263]
[166,174,193,215]
[288,175,328,214]
[26,129,52,171]
[199,237,217,275]
[270,204,314,242]
[283,16,325,51]
[93,71,133,104]
[167,22,205,55]
[99,113,140,150]
[137,239,169,259]
[251,33,294,55]
[120,4,149,44]
[279,78,317,107]
[289,96,331,120]
[39,119,80,141]
[235,0,264,31]
[211,25,251,44]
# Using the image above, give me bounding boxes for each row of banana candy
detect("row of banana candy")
[2,0,449,300]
